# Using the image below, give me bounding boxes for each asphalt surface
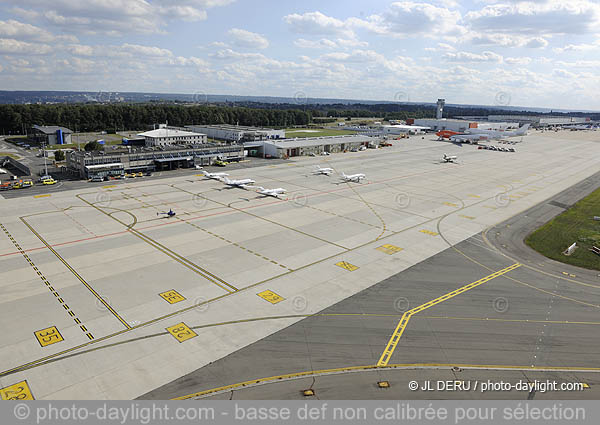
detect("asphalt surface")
[142,171,600,400]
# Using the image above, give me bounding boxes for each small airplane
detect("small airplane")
[441,154,458,163]
[256,187,287,198]
[157,209,176,218]
[202,171,229,180]
[313,166,334,175]
[341,172,366,183]
[223,177,255,188]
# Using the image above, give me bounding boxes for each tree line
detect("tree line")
[0,104,313,134]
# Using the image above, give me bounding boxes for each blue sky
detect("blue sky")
[0,0,599,109]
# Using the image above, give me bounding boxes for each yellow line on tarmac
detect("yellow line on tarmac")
[20,217,131,330]
[173,360,599,400]
[377,263,521,367]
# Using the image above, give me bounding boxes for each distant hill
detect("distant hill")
[0,90,596,114]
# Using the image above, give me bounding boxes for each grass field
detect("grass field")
[285,128,357,138]
[526,187,600,270]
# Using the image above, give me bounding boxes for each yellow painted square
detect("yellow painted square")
[376,244,403,255]
[335,261,359,271]
[257,290,285,304]
[159,289,186,304]
[34,326,63,347]
[0,381,34,400]
[166,322,197,343]
[420,229,439,236]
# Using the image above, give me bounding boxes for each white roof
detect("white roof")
[382,124,430,130]
[138,129,204,138]
[85,163,123,170]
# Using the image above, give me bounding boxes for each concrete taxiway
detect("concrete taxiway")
[1,130,600,400]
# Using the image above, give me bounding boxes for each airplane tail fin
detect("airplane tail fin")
[517,124,530,135]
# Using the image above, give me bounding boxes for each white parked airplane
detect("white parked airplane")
[202,171,229,179]
[465,123,530,139]
[223,177,255,188]
[256,187,287,198]
[341,172,366,183]
[313,166,334,175]
[449,133,489,144]
[0,168,7,174]
[442,154,457,163]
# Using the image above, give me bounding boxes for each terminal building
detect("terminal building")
[411,118,517,132]
[30,125,73,145]
[138,125,207,147]
[186,125,285,142]
[260,135,372,158]
[67,144,243,179]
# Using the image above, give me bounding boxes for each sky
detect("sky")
[0,0,599,110]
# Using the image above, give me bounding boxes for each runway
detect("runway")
[1,130,600,399]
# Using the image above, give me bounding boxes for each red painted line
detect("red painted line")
[0,167,441,259]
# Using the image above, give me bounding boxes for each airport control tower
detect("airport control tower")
[436,99,445,119]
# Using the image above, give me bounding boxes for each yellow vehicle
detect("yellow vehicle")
[42,178,57,185]
[214,160,229,167]
[136,172,143,177]
[12,181,23,189]
[22,180,34,188]
[125,173,136,178]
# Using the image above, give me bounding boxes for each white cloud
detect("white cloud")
[228,28,269,49]
[293,38,368,49]
[505,57,532,65]
[467,32,548,48]
[0,38,52,55]
[376,1,465,37]
[553,40,600,53]
[443,50,503,63]
[553,68,577,78]
[120,43,173,57]
[283,11,354,37]
[465,0,600,35]
[0,19,77,43]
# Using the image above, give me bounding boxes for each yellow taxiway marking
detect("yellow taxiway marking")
[257,290,285,304]
[0,380,34,400]
[467,194,480,198]
[459,215,475,220]
[420,229,439,236]
[444,202,458,207]
[1,222,95,340]
[335,261,359,271]
[376,244,404,255]
[33,194,51,199]
[34,326,64,347]
[166,322,197,343]
[173,360,597,400]
[19,217,129,332]
[102,185,117,189]
[377,263,522,367]
[159,289,186,304]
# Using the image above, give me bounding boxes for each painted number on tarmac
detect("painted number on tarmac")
[0,381,34,400]
[159,290,186,304]
[420,229,439,236]
[34,326,64,347]
[376,244,404,255]
[166,323,197,343]
[335,261,359,271]
[257,290,285,304]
